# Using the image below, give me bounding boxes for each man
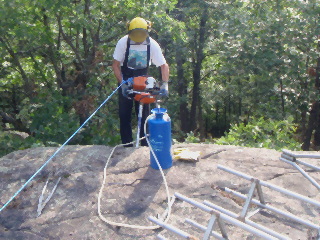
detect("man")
[112,17,169,147]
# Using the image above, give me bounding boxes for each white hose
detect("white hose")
[97,113,172,229]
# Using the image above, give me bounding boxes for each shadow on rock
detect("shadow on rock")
[123,166,168,218]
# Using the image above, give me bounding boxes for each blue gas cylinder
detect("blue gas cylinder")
[148,108,173,170]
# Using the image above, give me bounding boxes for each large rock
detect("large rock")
[0,144,319,239]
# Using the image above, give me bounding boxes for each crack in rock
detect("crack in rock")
[111,165,149,174]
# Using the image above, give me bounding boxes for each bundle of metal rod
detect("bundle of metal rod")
[223,187,320,231]
[281,154,320,171]
[203,200,291,240]
[217,164,320,238]
[280,156,320,190]
[281,149,320,190]
[174,192,279,240]
[282,149,320,159]
[217,165,320,208]
[238,178,265,220]
[156,235,167,240]
[148,216,199,240]
[184,218,225,240]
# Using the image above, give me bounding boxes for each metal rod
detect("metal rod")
[136,103,144,148]
[224,187,320,230]
[282,149,320,159]
[281,153,295,161]
[157,235,167,240]
[216,214,229,239]
[217,165,320,208]
[148,216,198,239]
[174,193,214,213]
[203,215,218,240]
[203,200,291,240]
[281,153,320,171]
[174,192,278,240]
[239,180,257,219]
[255,179,266,204]
[295,159,320,171]
[185,218,225,240]
[280,157,320,190]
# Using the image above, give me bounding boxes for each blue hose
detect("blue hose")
[0,82,125,213]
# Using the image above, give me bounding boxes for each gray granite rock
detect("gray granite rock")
[0,144,319,239]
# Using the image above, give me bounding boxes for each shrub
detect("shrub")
[215,117,301,151]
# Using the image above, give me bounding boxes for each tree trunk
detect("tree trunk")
[176,46,189,132]
[237,78,242,121]
[190,9,208,132]
[302,101,319,150]
[302,36,320,150]
[298,57,309,134]
[312,43,320,147]
[315,36,320,89]
[0,37,33,97]
[198,94,205,140]
[279,77,286,118]
[190,64,201,131]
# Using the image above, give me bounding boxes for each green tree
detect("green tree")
[1,0,319,156]
[0,0,177,156]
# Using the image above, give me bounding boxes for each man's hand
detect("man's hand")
[121,78,134,98]
[160,81,169,97]
[126,77,134,86]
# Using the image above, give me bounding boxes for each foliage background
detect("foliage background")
[0,0,319,157]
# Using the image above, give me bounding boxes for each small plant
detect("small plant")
[185,131,201,143]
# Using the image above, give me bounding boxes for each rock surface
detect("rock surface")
[0,144,319,239]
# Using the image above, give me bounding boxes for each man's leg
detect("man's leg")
[118,89,134,146]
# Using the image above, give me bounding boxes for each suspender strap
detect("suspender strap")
[123,36,131,68]
[146,37,150,70]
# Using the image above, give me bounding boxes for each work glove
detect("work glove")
[121,78,134,98]
[160,81,169,97]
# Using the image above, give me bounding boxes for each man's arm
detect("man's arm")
[160,63,169,82]
[159,63,169,96]
[112,59,122,84]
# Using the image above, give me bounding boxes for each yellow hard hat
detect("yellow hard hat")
[128,17,149,31]
[127,17,151,42]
